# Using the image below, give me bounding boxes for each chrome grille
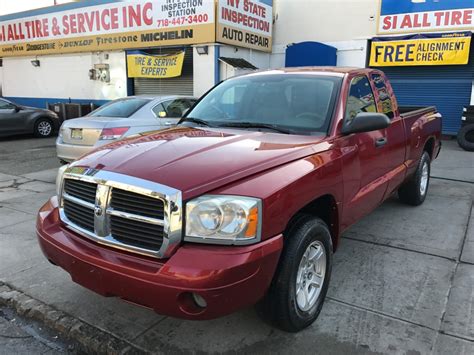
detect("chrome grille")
[64,179,97,204]
[110,188,164,219]
[59,169,182,259]
[63,199,95,232]
[110,215,164,250]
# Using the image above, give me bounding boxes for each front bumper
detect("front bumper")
[37,197,283,320]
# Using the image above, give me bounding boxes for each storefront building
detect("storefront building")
[0,0,273,108]
[1,0,473,134]
[371,0,474,135]
[270,0,474,135]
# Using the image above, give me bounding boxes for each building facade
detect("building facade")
[0,0,272,107]
[271,0,474,135]
[1,0,473,134]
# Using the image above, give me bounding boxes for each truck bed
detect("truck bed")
[399,106,437,118]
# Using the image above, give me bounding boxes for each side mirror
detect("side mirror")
[13,105,21,112]
[341,112,391,135]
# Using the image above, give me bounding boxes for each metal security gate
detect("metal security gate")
[373,40,474,135]
[133,47,193,96]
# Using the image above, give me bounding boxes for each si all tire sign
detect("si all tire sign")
[378,0,473,34]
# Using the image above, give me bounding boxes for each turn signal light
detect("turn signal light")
[99,127,129,140]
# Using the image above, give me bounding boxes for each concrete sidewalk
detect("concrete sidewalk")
[0,140,473,354]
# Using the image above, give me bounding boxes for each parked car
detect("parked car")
[37,68,441,332]
[0,98,60,138]
[56,95,197,163]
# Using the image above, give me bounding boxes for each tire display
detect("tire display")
[457,123,474,152]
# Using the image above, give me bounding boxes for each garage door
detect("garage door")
[133,47,193,96]
[374,41,474,135]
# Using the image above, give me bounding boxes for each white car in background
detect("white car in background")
[56,95,196,163]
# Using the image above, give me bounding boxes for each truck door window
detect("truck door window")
[345,76,377,124]
[371,74,394,119]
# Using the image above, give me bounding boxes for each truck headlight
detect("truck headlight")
[185,195,261,245]
[56,164,69,196]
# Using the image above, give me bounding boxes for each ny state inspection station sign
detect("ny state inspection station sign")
[378,0,473,34]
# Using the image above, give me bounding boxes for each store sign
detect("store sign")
[217,0,273,52]
[378,0,474,34]
[127,51,185,78]
[370,32,472,67]
[0,0,215,57]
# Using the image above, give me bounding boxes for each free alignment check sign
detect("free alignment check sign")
[370,32,472,66]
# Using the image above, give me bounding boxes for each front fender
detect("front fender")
[212,149,344,242]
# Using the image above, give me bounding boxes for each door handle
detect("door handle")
[375,137,387,147]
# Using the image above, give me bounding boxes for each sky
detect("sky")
[0,0,74,16]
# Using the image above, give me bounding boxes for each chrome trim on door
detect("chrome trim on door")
[58,167,182,259]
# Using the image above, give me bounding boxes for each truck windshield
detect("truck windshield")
[88,98,151,118]
[186,74,341,134]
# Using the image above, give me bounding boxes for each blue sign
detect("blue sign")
[381,0,474,16]
[378,0,474,34]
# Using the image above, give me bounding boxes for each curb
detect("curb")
[0,281,150,354]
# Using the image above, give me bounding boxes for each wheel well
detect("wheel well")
[424,137,435,159]
[34,116,55,131]
[286,194,339,251]
[35,116,53,125]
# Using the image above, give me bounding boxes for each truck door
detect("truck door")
[340,75,388,228]
[370,73,407,196]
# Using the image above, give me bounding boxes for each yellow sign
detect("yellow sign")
[370,35,471,66]
[127,52,185,78]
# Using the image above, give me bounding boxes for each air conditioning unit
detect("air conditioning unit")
[90,63,110,83]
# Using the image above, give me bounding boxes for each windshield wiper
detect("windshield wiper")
[179,117,214,127]
[219,122,292,134]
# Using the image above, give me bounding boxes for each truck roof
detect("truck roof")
[248,67,374,78]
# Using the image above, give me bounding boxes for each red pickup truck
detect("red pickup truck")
[37,67,441,332]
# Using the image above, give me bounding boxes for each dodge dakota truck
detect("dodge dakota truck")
[37,67,441,332]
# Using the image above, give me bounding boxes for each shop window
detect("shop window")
[345,75,377,124]
[371,73,394,119]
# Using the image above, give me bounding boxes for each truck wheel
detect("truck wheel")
[457,124,474,152]
[258,215,333,332]
[34,118,54,138]
[398,151,431,206]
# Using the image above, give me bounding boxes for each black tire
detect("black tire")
[257,215,333,332]
[457,124,474,152]
[398,151,431,206]
[34,118,54,138]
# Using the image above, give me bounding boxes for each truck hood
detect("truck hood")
[72,127,331,199]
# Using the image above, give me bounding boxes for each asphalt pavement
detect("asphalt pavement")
[0,136,59,176]
[0,136,473,354]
